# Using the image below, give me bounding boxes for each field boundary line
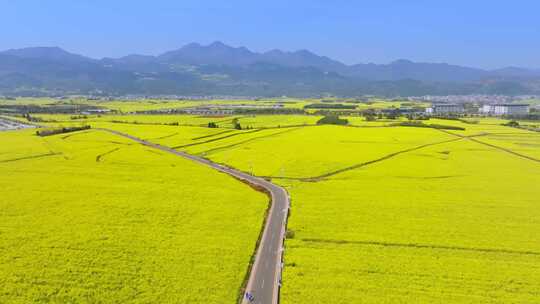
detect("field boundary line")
[438,129,540,163]
[302,238,540,256]
[0,152,61,163]
[190,129,235,141]
[144,132,179,141]
[95,147,122,162]
[171,129,262,149]
[198,127,302,156]
[263,137,464,182]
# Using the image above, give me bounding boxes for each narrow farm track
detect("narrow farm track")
[171,129,263,149]
[96,128,289,304]
[190,129,235,140]
[312,137,466,180]
[438,129,540,163]
[302,238,540,256]
[95,147,121,162]
[0,152,61,163]
[145,132,179,140]
[199,127,302,156]
[263,137,465,182]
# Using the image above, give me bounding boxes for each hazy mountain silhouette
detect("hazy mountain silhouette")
[1,42,539,96]
[2,47,93,63]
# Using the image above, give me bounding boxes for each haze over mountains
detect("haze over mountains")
[1,41,539,97]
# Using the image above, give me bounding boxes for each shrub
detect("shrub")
[503,120,520,127]
[429,123,466,130]
[36,125,91,137]
[305,103,356,110]
[286,229,295,239]
[317,115,349,125]
[365,114,377,121]
[393,121,465,130]
[232,118,242,130]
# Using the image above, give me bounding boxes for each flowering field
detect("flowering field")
[2,109,539,303]
[148,118,539,303]
[0,129,267,303]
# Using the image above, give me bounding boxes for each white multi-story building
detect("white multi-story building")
[480,104,529,115]
[425,104,465,114]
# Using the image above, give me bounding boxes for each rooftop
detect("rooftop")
[493,104,530,107]
[433,103,462,107]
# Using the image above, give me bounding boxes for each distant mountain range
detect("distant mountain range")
[1,42,539,97]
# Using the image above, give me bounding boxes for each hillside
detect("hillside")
[1,43,540,96]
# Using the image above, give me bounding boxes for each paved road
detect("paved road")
[99,128,289,304]
[0,117,36,131]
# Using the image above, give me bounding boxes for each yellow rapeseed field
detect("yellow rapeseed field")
[0,129,268,303]
[2,109,539,303]
[146,118,539,303]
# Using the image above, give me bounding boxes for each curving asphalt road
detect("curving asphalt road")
[99,128,289,304]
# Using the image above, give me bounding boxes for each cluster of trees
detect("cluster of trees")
[502,120,520,127]
[232,118,242,130]
[362,110,406,121]
[70,115,89,120]
[316,115,349,125]
[305,103,357,110]
[1,104,101,114]
[233,108,304,115]
[393,121,465,130]
[109,120,179,126]
[405,114,430,120]
[504,113,540,120]
[36,125,91,137]
[208,120,257,130]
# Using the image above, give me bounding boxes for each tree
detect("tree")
[232,118,242,130]
[503,120,520,127]
[316,115,349,125]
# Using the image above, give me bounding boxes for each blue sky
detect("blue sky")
[1,0,538,69]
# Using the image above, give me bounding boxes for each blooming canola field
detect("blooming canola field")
[0,129,268,303]
[1,106,539,303]
[138,116,540,303]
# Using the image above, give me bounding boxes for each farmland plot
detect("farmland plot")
[279,138,540,303]
[2,108,538,303]
[175,122,540,303]
[0,129,267,303]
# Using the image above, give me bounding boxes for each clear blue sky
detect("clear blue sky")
[1,0,538,69]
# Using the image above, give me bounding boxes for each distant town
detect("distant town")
[2,95,540,116]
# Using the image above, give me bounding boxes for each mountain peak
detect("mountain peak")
[294,49,317,56]
[4,46,68,56]
[391,59,414,65]
[264,49,285,56]
[209,41,228,48]
[158,41,257,65]
[183,42,202,49]
[1,42,539,96]
[1,46,92,62]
